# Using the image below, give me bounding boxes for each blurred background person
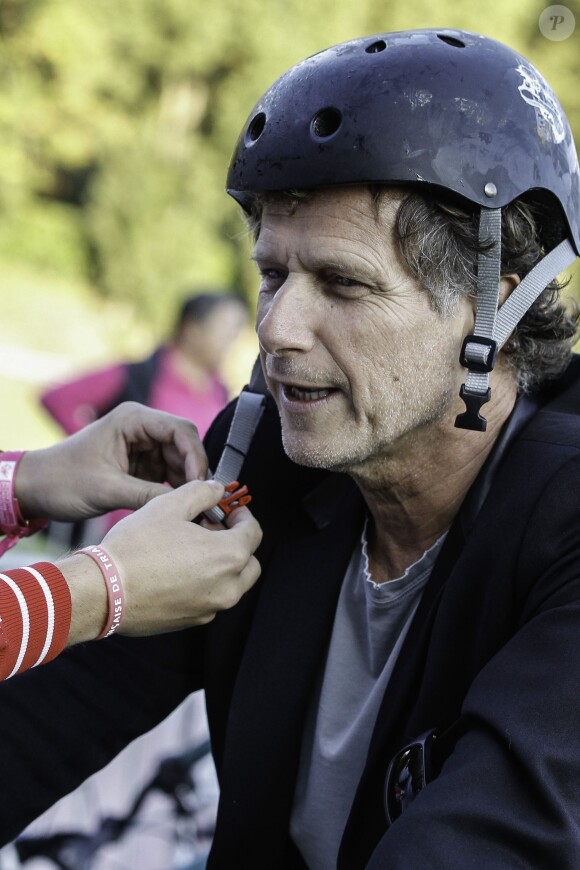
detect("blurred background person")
[41,291,248,438]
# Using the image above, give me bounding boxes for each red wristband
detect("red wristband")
[0,452,48,554]
[78,546,125,639]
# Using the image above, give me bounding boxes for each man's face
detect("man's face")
[253,187,473,473]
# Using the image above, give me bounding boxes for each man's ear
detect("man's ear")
[499,273,521,306]
[465,273,521,320]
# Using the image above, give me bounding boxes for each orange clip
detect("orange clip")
[217,481,252,517]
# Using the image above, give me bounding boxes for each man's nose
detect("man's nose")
[257,276,317,357]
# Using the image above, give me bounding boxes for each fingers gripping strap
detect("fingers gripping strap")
[205,391,266,523]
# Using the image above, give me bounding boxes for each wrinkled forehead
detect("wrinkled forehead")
[252,186,414,287]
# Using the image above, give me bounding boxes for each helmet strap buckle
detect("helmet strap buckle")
[455,385,492,432]
[459,334,498,373]
[454,207,502,432]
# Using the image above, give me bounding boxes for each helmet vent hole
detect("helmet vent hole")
[437,34,466,48]
[365,39,387,53]
[311,107,342,139]
[246,112,266,145]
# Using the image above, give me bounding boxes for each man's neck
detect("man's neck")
[350,376,518,583]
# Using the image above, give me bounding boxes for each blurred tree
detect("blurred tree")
[0,0,578,332]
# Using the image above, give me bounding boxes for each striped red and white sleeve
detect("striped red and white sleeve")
[0,562,71,680]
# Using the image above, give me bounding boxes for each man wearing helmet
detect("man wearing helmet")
[0,28,579,870]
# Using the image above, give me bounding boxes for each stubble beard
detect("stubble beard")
[277,358,458,475]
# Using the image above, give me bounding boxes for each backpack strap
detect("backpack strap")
[204,357,268,523]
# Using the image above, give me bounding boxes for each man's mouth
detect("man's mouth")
[283,385,336,402]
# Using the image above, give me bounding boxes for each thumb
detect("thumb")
[150,479,226,522]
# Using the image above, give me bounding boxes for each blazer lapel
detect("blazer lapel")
[212,475,365,864]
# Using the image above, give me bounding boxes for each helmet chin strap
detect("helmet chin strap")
[455,208,577,432]
[455,208,502,432]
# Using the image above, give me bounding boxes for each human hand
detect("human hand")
[96,479,262,634]
[14,402,208,521]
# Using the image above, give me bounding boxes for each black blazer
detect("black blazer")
[1,358,580,869]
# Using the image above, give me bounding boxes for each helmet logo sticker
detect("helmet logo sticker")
[404,89,433,109]
[516,62,565,144]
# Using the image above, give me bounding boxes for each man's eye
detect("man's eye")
[325,275,367,294]
[260,268,285,282]
[333,276,359,287]
[258,269,286,291]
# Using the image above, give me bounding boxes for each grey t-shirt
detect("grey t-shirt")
[290,526,444,870]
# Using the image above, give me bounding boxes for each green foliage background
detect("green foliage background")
[0,0,579,444]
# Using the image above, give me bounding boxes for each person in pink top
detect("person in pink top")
[41,292,248,539]
[41,292,248,439]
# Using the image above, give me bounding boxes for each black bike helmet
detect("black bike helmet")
[227,29,579,430]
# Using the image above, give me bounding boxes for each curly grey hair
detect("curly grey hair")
[395,191,578,393]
